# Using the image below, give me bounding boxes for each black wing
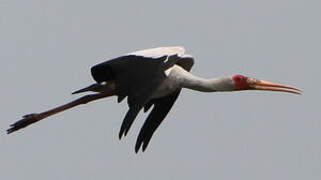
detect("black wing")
[135,56,194,152]
[135,91,181,153]
[91,55,167,105]
[91,54,184,139]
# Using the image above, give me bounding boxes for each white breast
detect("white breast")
[152,65,183,98]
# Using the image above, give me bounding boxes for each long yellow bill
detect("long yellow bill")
[248,79,302,95]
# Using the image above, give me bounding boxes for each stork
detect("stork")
[7,46,302,153]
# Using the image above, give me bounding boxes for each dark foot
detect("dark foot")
[7,113,42,134]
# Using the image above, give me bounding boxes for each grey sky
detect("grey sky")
[1,0,320,179]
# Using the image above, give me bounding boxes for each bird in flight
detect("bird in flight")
[7,46,302,153]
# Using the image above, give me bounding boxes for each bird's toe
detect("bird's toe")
[7,113,41,134]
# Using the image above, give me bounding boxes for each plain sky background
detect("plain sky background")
[1,0,320,179]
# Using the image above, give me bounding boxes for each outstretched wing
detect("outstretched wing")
[135,55,195,152]
[135,91,181,153]
[90,46,189,139]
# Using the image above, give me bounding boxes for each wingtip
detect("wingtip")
[118,129,127,140]
[135,143,141,153]
[142,143,148,152]
[135,140,148,153]
[124,129,129,137]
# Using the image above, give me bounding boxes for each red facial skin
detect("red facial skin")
[232,74,249,90]
[231,74,302,94]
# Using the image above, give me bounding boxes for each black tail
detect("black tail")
[72,83,104,94]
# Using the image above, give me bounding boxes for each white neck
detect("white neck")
[169,65,234,92]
